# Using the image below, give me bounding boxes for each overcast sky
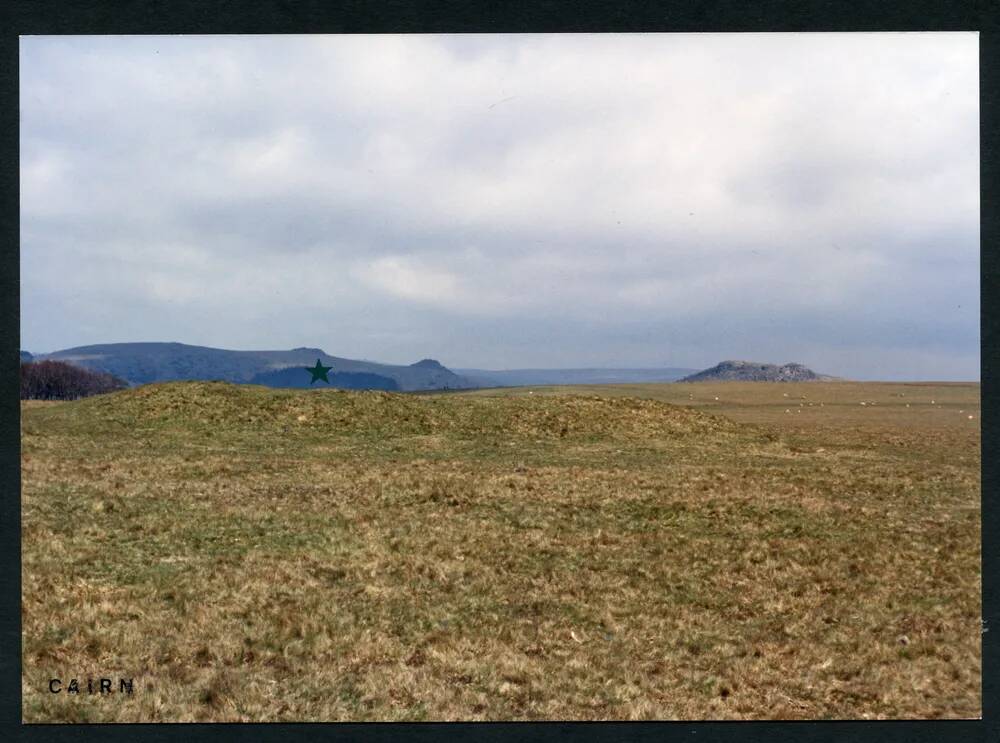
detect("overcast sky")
[20,33,979,379]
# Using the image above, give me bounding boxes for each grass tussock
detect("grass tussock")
[22,381,980,721]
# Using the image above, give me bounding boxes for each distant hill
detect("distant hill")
[248,367,399,391]
[37,343,475,392]
[20,350,33,362]
[680,360,838,383]
[455,367,697,388]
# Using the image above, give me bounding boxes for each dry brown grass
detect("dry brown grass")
[21,380,980,721]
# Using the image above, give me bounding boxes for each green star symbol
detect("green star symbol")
[305,358,333,384]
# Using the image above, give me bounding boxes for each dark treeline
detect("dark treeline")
[20,360,128,400]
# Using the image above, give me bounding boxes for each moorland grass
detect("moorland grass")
[21,381,980,721]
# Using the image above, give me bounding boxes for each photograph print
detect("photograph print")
[19,32,980,721]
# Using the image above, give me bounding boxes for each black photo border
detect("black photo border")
[0,1,996,741]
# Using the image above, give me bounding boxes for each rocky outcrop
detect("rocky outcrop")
[679,360,838,382]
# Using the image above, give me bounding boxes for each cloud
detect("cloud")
[19,33,979,379]
[354,256,462,306]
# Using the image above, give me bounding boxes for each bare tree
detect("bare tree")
[20,360,128,400]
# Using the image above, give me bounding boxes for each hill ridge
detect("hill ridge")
[37,341,475,392]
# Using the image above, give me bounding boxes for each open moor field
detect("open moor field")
[21,380,980,721]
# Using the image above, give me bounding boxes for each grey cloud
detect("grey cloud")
[19,33,979,379]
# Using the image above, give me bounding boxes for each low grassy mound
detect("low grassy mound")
[55,381,740,441]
